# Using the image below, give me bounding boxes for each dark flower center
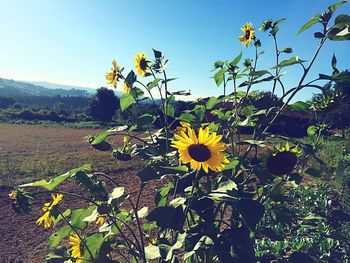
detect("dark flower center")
[188,144,211,162]
[245,30,251,39]
[140,58,148,70]
[266,151,297,176]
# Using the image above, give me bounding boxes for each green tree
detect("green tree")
[88,87,119,122]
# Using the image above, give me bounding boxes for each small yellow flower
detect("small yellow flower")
[238,23,255,47]
[134,53,150,77]
[171,126,229,173]
[42,193,63,212]
[8,191,17,199]
[122,82,132,93]
[106,60,120,88]
[96,216,105,225]
[69,233,84,263]
[36,211,53,229]
[36,193,63,229]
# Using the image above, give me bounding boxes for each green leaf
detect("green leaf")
[46,246,70,262]
[288,101,309,112]
[281,47,293,53]
[230,51,242,67]
[18,164,92,190]
[222,159,239,171]
[303,214,325,220]
[165,102,175,117]
[147,78,161,91]
[120,92,135,111]
[84,233,105,260]
[91,126,128,145]
[137,166,159,183]
[179,113,197,124]
[48,225,71,248]
[164,232,186,261]
[52,209,71,226]
[305,168,322,178]
[297,14,320,35]
[160,165,189,173]
[206,97,221,110]
[125,70,137,86]
[108,187,125,203]
[137,114,156,129]
[70,206,95,229]
[307,125,318,137]
[235,199,264,230]
[146,206,185,230]
[213,180,238,193]
[214,68,226,87]
[328,0,348,14]
[145,244,161,260]
[271,56,306,69]
[137,206,149,218]
[249,70,270,79]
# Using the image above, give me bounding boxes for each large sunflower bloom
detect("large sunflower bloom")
[238,23,255,47]
[36,193,63,229]
[171,126,229,173]
[69,233,84,263]
[106,60,119,88]
[134,53,150,77]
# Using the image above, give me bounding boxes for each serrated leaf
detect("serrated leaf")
[146,206,184,230]
[297,14,320,35]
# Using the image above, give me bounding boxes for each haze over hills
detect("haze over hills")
[0,77,125,98]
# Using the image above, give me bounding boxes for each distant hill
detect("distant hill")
[24,80,97,95]
[0,77,91,98]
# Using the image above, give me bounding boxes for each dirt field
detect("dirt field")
[0,123,144,186]
[0,123,148,262]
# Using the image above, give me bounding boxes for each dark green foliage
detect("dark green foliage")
[88,87,120,122]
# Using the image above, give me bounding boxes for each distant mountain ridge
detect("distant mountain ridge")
[0,77,92,98]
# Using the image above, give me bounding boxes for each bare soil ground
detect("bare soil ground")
[0,123,148,262]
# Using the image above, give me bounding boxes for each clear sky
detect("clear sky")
[0,0,349,102]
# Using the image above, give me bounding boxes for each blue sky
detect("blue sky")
[0,0,349,101]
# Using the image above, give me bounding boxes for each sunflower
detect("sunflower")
[106,60,120,88]
[69,233,84,263]
[266,143,301,176]
[36,193,63,228]
[238,23,255,47]
[134,53,150,77]
[171,126,229,173]
[122,81,132,93]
